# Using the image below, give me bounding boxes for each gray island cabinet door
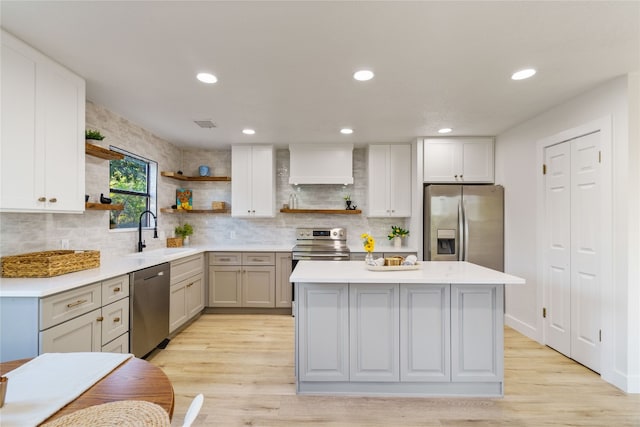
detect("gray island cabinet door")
[349,283,399,382]
[400,284,451,382]
[297,283,349,382]
[451,284,504,382]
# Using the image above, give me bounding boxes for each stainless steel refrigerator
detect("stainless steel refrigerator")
[423,184,504,271]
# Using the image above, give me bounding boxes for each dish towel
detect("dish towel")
[0,352,133,427]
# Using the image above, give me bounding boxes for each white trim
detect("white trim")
[536,115,613,383]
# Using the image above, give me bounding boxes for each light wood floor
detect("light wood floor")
[148,314,640,426]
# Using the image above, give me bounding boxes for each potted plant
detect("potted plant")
[85,129,106,141]
[175,223,194,246]
[388,225,409,248]
[344,195,352,210]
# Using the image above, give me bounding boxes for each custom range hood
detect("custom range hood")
[289,144,354,185]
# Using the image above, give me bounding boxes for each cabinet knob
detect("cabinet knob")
[460,175,463,179]
[454,175,458,179]
[96,316,104,322]
[49,198,57,203]
[38,197,46,202]
[113,317,120,322]
[113,287,120,293]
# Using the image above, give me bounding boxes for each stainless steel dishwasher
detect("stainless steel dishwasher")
[130,263,170,358]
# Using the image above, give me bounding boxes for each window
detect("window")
[109,147,157,229]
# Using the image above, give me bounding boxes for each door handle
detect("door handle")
[458,202,463,261]
[462,200,469,261]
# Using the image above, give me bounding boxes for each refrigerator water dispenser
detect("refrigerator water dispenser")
[437,229,456,254]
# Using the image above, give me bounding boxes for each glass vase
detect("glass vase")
[364,252,374,265]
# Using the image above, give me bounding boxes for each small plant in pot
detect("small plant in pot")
[85,129,105,141]
[175,223,194,246]
[388,225,409,248]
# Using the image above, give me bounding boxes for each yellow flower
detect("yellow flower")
[361,233,375,253]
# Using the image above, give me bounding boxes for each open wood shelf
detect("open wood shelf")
[85,142,124,160]
[161,171,231,182]
[160,208,229,214]
[280,208,362,215]
[85,202,124,211]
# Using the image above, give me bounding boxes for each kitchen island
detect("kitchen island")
[290,260,525,397]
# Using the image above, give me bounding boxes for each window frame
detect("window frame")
[108,146,158,230]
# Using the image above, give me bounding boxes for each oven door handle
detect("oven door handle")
[292,254,350,260]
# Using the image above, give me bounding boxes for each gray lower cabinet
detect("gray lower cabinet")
[275,252,292,308]
[349,283,399,382]
[298,283,349,381]
[209,252,291,308]
[0,274,130,362]
[400,284,450,381]
[451,284,503,382]
[296,282,503,395]
[169,254,205,333]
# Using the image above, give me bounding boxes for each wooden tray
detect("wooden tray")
[1,250,100,278]
[365,262,421,272]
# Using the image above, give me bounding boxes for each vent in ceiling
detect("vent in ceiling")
[194,120,216,128]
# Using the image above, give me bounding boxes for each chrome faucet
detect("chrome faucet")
[138,210,158,252]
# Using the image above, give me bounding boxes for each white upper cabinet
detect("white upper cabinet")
[368,144,411,217]
[231,145,275,217]
[0,30,85,213]
[423,137,494,183]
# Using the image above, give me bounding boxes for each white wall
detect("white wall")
[495,74,639,392]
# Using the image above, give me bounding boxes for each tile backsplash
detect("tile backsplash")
[0,101,408,258]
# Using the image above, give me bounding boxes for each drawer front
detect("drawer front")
[102,275,130,305]
[242,252,275,266]
[101,298,129,345]
[209,252,242,266]
[40,283,101,330]
[102,332,129,354]
[40,308,102,353]
[171,254,204,284]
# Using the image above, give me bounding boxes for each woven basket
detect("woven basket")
[166,237,183,248]
[211,201,226,210]
[1,250,100,278]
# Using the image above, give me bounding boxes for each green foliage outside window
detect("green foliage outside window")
[109,151,156,229]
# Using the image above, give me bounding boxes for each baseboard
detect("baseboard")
[204,307,292,315]
[505,314,541,344]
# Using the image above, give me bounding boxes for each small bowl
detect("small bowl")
[384,256,404,266]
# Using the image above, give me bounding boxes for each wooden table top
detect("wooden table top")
[0,356,174,424]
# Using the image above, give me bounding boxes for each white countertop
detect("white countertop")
[290,260,525,285]
[0,244,294,298]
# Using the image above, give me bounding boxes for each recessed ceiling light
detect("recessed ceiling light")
[242,128,255,135]
[438,128,452,134]
[340,128,354,135]
[353,70,374,81]
[511,68,536,80]
[196,72,218,84]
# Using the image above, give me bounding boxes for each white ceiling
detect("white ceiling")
[1,1,638,149]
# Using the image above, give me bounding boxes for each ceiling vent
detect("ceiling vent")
[289,144,354,185]
[193,120,216,128]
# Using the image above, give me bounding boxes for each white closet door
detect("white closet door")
[544,142,572,357]
[570,132,601,372]
[543,132,601,373]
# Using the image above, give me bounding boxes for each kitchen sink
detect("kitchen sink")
[126,247,198,259]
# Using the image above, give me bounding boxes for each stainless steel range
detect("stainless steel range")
[292,227,350,262]
[291,227,350,315]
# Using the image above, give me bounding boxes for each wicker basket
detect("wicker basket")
[211,201,226,210]
[166,237,183,248]
[1,250,100,278]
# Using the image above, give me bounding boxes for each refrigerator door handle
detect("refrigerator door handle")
[458,201,464,261]
[462,200,470,261]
